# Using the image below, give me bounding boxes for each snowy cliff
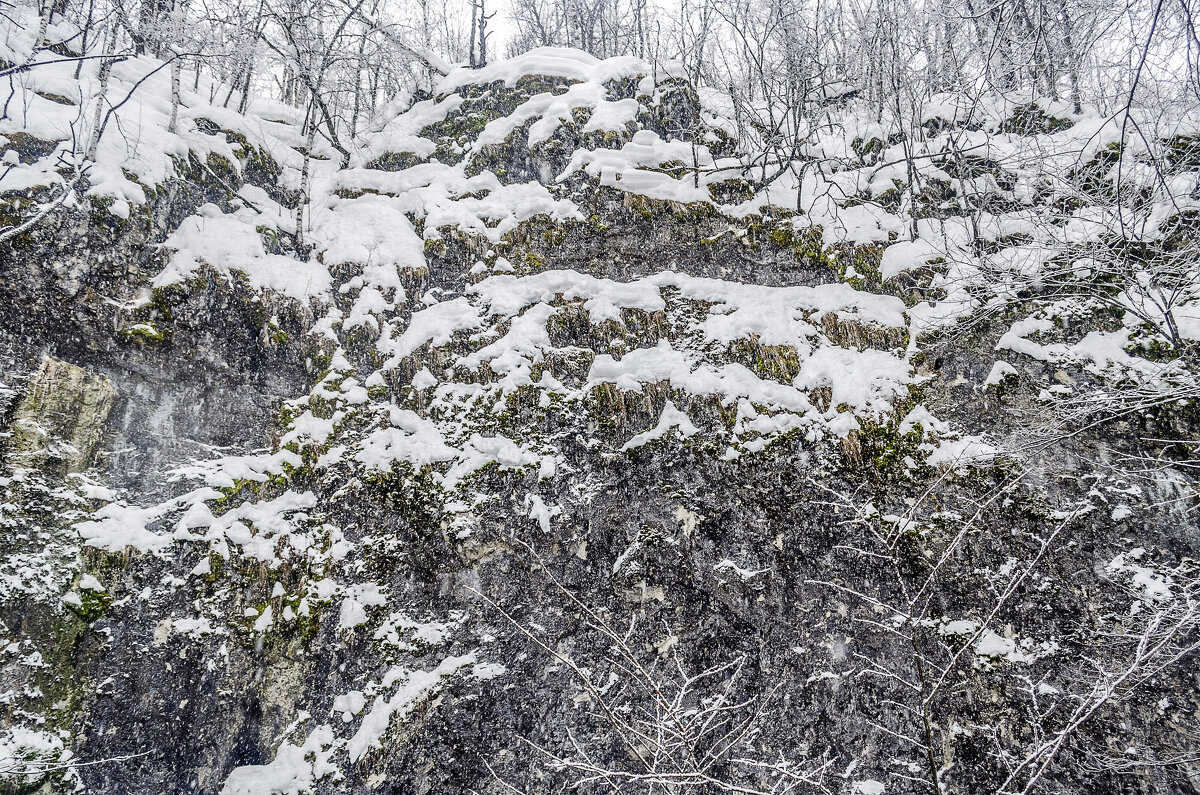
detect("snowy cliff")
[3,7,1200,794]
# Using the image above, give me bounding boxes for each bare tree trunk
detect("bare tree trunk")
[168,54,181,133]
[350,29,366,141]
[166,0,182,134]
[1057,0,1082,112]
[237,60,254,114]
[222,72,238,108]
[369,63,380,115]
[419,0,433,84]
[468,0,478,67]
[86,24,118,160]
[74,0,97,79]
[477,0,494,66]
[23,0,54,72]
[295,121,316,259]
[635,0,645,56]
[136,0,162,55]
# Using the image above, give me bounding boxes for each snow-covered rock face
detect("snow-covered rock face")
[3,24,1200,795]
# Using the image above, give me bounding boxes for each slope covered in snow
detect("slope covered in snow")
[3,15,1200,795]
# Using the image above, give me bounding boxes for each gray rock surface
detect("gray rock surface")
[2,61,1198,795]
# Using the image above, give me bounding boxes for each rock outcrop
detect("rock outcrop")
[2,33,1198,795]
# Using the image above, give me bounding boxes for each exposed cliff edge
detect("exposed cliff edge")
[2,10,1199,795]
